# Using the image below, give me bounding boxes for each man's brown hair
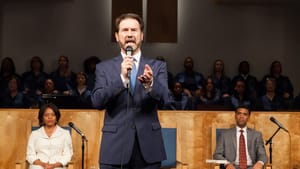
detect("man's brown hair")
[115,13,144,32]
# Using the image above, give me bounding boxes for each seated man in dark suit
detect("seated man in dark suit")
[213,105,268,169]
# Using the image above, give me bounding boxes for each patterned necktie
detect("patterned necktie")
[130,58,137,92]
[239,129,247,169]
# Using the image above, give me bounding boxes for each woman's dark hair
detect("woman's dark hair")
[77,71,88,80]
[76,71,88,86]
[201,76,217,99]
[213,59,225,74]
[1,57,16,75]
[234,77,246,86]
[30,56,44,71]
[8,75,21,89]
[38,103,61,126]
[270,60,282,75]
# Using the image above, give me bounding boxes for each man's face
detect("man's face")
[115,18,144,54]
[240,63,249,75]
[235,108,250,128]
[184,57,194,71]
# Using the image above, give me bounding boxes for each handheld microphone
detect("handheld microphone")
[68,122,88,141]
[126,46,133,56]
[270,116,289,133]
[125,46,133,78]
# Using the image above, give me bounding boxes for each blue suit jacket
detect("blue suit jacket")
[91,55,169,165]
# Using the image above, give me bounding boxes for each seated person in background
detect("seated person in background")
[232,61,258,101]
[42,78,59,95]
[294,92,300,110]
[72,71,92,108]
[155,56,175,91]
[83,56,101,90]
[196,76,221,109]
[0,75,28,108]
[50,55,76,95]
[213,105,268,169]
[167,81,194,110]
[224,78,252,110]
[0,57,21,98]
[210,59,231,98]
[260,61,293,106]
[22,56,49,107]
[37,78,59,107]
[175,56,204,98]
[255,77,286,111]
[26,103,73,169]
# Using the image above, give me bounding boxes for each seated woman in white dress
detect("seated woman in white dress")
[26,103,73,169]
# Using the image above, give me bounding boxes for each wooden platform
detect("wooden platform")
[0,109,299,169]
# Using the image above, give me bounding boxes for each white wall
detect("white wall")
[1,0,300,94]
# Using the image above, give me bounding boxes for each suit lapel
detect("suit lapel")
[138,56,145,75]
[246,128,254,156]
[230,128,237,155]
[113,55,122,75]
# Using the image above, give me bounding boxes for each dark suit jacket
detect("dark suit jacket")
[91,55,169,165]
[213,127,268,166]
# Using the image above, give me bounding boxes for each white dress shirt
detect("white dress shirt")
[26,125,73,169]
[120,51,141,87]
[120,51,153,92]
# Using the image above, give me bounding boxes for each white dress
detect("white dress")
[26,125,73,169]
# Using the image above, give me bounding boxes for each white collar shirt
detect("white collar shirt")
[235,126,253,166]
[26,125,73,168]
[120,51,141,87]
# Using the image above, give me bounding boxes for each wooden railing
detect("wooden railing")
[0,109,299,169]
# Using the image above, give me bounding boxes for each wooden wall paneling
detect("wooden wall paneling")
[1,109,300,169]
[146,0,178,43]
[111,0,143,42]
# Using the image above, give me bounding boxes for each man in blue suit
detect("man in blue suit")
[91,13,170,169]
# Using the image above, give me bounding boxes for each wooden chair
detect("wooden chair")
[161,128,177,168]
[160,123,188,169]
[209,124,230,169]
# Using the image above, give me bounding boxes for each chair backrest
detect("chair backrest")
[161,128,177,168]
[211,123,237,157]
[209,126,228,169]
[215,128,226,144]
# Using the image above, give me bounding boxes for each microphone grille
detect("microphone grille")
[126,46,133,55]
